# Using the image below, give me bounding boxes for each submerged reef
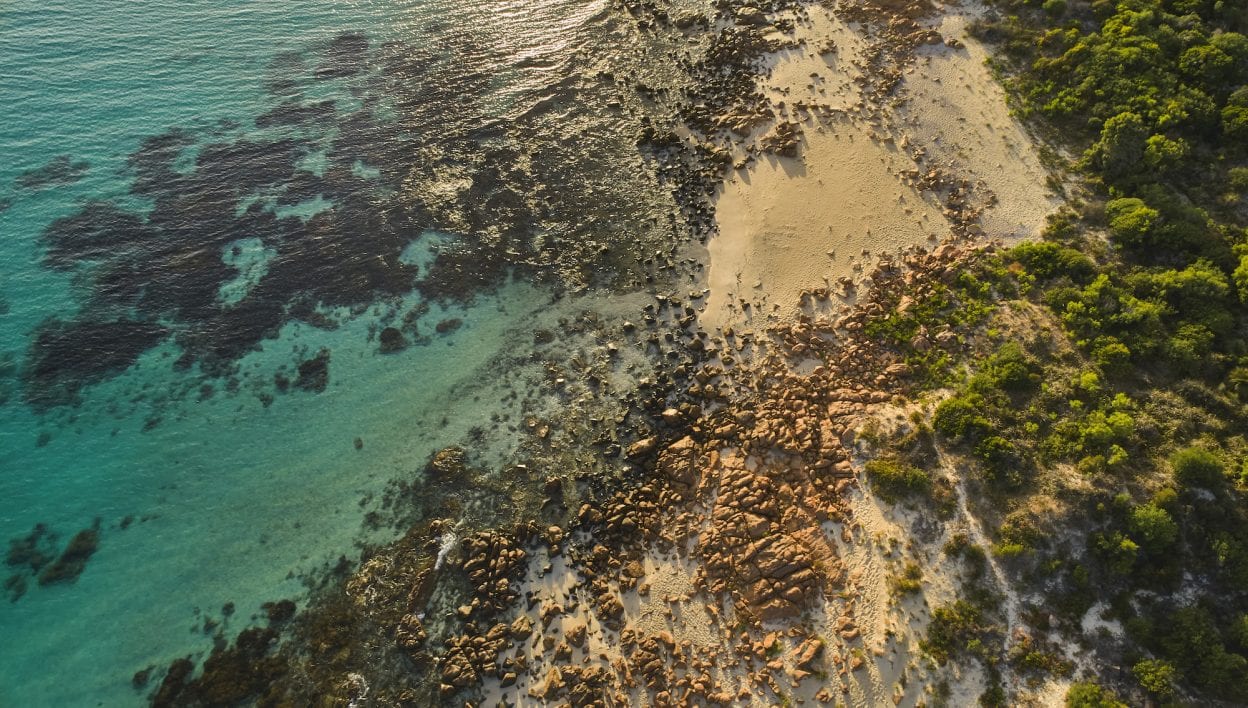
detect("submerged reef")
[293,349,331,394]
[36,523,101,586]
[14,155,90,191]
[151,628,285,707]
[21,13,702,414]
[5,519,104,599]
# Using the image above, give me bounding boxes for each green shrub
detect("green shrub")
[1009,241,1096,282]
[974,342,1040,394]
[1230,167,1248,193]
[1140,260,1231,332]
[944,534,988,577]
[1223,102,1248,143]
[890,561,924,594]
[980,682,1007,707]
[975,436,1023,486]
[1231,613,1248,650]
[1133,658,1177,697]
[1084,113,1149,184]
[996,516,1042,556]
[1105,197,1160,247]
[864,458,931,503]
[1171,446,1224,488]
[922,600,987,664]
[1064,681,1127,708]
[1155,606,1248,701]
[934,395,991,441]
[1041,0,1066,17]
[1076,454,1106,475]
[1094,531,1138,575]
[1143,134,1189,174]
[1233,254,1248,303]
[1092,338,1132,374]
[1128,503,1179,551]
[1165,323,1216,373]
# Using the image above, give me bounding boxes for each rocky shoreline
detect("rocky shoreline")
[139,0,1060,704]
[437,242,987,707]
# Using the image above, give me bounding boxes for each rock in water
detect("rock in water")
[37,525,100,586]
[378,326,407,353]
[294,348,330,392]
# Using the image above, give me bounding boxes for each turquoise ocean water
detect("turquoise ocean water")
[0,0,659,703]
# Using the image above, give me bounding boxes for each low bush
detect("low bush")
[1171,446,1224,488]
[864,458,931,503]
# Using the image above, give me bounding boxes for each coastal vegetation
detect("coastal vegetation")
[864,0,1248,701]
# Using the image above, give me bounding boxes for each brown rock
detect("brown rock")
[567,621,588,647]
[510,614,534,639]
[792,637,824,670]
[627,437,658,459]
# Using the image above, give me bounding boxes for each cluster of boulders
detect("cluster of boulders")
[643,327,892,625]
[696,451,843,622]
[715,103,777,138]
[460,530,527,616]
[655,435,701,500]
[432,530,533,695]
[836,0,942,99]
[427,446,468,478]
[433,536,565,694]
[438,621,516,696]
[528,662,617,705]
[394,613,427,654]
[901,164,992,238]
[759,120,803,156]
[578,481,667,549]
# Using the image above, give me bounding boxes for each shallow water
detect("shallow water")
[0,0,690,703]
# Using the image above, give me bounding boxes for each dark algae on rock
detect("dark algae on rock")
[151,628,285,708]
[293,349,330,394]
[14,155,90,191]
[19,6,704,415]
[6,520,102,594]
[36,526,100,586]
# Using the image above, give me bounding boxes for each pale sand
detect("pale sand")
[708,128,948,329]
[702,0,1061,332]
[900,10,1060,242]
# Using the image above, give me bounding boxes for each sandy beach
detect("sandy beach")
[703,0,1059,332]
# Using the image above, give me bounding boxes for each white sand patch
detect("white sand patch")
[621,550,722,649]
[760,8,869,114]
[705,5,948,332]
[1080,601,1124,639]
[899,8,1061,241]
[833,479,975,706]
[702,0,1062,333]
[707,122,948,330]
